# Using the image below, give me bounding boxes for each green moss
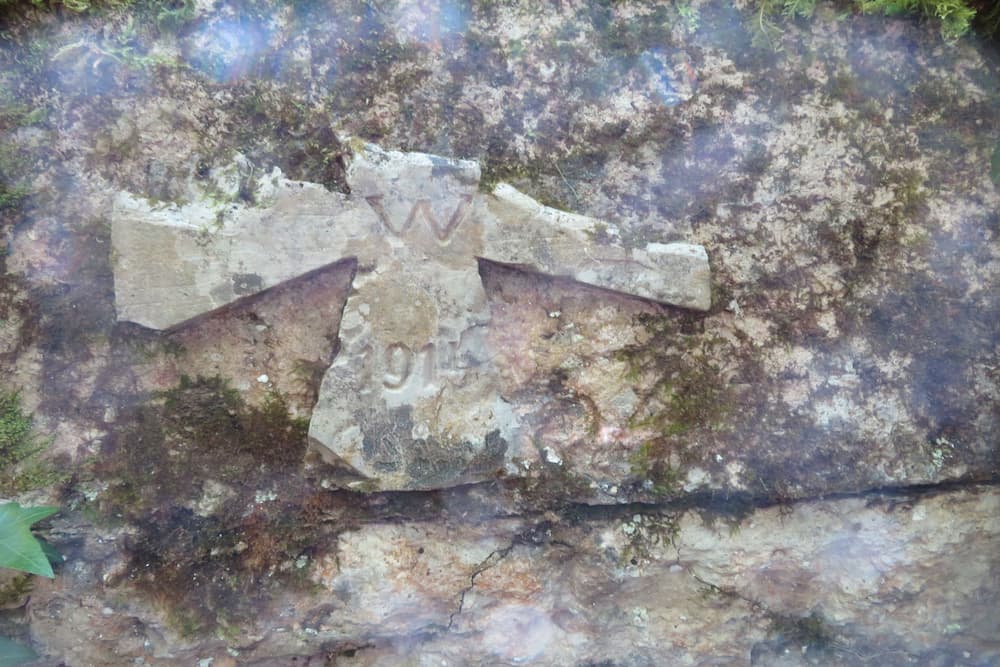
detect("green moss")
[629,440,682,496]
[0,390,63,495]
[102,375,309,512]
[219,83,351,193]
[94,375,329,637]
[0,573,32,607]
[591,5,674,58]
[677,3,701,32]
[856,0,976,40]
[620,512,680,565]
[884,167,928,223]
[751,0,981,46]
[661,365,729,435]
[0,0,112,11]
[0,85,47,135]
[0,143,30,214]
[828,70,861,102]
[291,358,329,405]
[479,154,543,194]
[478,150,595,213]
[617,314,731,439]
[0,257,37,357]
[146,0,196,31]
[0,0,196,29]
[613,313,732,496]
[767,610,836,653]
[525,460,595,507]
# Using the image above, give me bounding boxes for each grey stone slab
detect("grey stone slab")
[111,143,711,490]
[484,184,710,311]
[112,180,376,331]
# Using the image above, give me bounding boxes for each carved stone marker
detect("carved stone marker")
[112,144,710,490]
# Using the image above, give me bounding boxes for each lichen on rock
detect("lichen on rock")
[0,0,996,664]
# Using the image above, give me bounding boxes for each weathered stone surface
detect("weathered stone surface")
[26,487,1000,665]
[307,488,1000,665]
[111,172,369,332]
[1,0,998,665]
[112,143,711,490]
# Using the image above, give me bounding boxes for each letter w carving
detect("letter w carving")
[365,195,472,242]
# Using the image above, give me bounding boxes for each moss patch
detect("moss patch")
[218,82,351,193]
[614,313,731,495]
[620,512,680,566]
[0,390,64,495]
[0,573,32,608]
[94,375,332,637]
[0,143,30,214]
[628,440,683,496]
[767,610,837,653]
[751,0,981,45]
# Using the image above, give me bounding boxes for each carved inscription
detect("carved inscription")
[380,340,472,390]
[382,343,412,389]
[113,142,712,491]
[365,195,472,242]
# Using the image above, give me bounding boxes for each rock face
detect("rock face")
[112,143,711,490]
[2,0,998,665]
[304,488,1000,666]
[27,486,1000,666]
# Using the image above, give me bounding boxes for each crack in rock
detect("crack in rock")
[444,519,571,631]
[447,542,515,630]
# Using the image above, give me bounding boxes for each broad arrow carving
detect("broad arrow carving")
[112,143,710,490]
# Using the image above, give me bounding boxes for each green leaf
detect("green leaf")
[37,538,63,566]
[0,636,38,666]
[12,505,58,526]
[0,503,59,578]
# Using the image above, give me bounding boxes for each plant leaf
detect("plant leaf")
[12,506,58,526]
[0,637,38,667]
[38,538,63,566]
[0,503,59,578]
